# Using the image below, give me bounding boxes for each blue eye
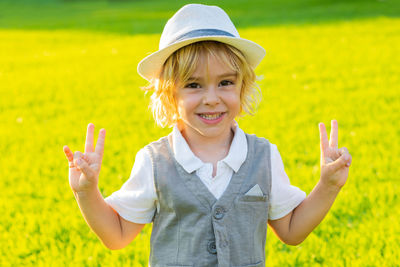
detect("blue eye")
[219,80,234,86]
[185,82,201,88]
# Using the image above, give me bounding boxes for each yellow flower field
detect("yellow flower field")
[1,0,399,266]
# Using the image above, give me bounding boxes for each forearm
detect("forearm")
[74,189,123,249]
[287,181,341,244]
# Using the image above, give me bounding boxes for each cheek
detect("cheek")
[227,90,241,108]
[176,96,195,116]
[229,94,242,116]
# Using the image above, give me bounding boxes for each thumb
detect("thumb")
[75,158,96,179]
[328,147,352,172]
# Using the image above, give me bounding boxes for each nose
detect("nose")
[203,86,220,106]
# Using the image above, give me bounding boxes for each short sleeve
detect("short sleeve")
[105,148,157,224]
[268,143,307,220]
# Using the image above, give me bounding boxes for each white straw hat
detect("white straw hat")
[137,4,266,81]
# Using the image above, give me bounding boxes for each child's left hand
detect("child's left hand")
[319,120,352,190]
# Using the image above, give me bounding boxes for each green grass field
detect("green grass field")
[1,0,399,266]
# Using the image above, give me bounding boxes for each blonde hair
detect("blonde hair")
[143,41,262,127]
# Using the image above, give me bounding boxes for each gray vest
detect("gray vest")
[146,133,272,267]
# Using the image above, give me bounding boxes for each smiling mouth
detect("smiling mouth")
[198,112,225,120]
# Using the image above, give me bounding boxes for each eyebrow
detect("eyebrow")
[188,72,237,80]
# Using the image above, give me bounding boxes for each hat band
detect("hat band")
[168,29,236,46]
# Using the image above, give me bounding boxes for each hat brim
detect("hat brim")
[137,36,266,81]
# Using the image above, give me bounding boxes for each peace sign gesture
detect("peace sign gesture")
[319,120,352,189]
[63,123,106,193]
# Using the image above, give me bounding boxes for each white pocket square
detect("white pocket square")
[244,184,264,197]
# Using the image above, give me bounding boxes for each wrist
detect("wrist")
[74,187,100,199]
[317,180,342,195]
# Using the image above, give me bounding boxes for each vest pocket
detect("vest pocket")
[233,261,263,267]
[238,194,268,202]
[235,194,269,218]
[230,195,268,265]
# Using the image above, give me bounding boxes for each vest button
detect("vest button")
[207,240,217,254]
[213,206,225,220]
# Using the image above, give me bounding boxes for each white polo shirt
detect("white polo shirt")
[105,125,306,224]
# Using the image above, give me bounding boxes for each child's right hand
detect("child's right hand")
[63,123,106,193]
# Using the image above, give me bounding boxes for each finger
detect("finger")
[63,145,76,168]
[95,128,106,158]
[329,119,338,149]
[73,151,85,164]
[82,153,89,161]
[63,145,74,162]
[75,157,95,179]
[329,147,352,172]
[85,123,95,153]
[340,147,352,167]
[319,122,329,158]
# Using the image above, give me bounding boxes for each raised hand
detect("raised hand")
[319,120,352,189]
[63,123,106,193]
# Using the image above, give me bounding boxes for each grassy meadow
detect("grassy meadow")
[1,0,399,266]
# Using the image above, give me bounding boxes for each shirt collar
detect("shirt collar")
[222,125,247,172]
[172,125,204,173]
[172,124,248,173]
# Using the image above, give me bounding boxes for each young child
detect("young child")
[63,4,352,266]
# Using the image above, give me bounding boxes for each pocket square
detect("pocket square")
[244,184,264,197]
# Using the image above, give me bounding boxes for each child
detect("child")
[63,4,352,266]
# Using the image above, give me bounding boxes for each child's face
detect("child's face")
[175,53,241,142]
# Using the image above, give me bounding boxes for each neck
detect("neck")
[179,125,234,165]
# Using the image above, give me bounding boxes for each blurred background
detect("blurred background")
[0,0,399,266]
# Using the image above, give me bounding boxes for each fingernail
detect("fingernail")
[77,159,83,165]
[346,162,351,167]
